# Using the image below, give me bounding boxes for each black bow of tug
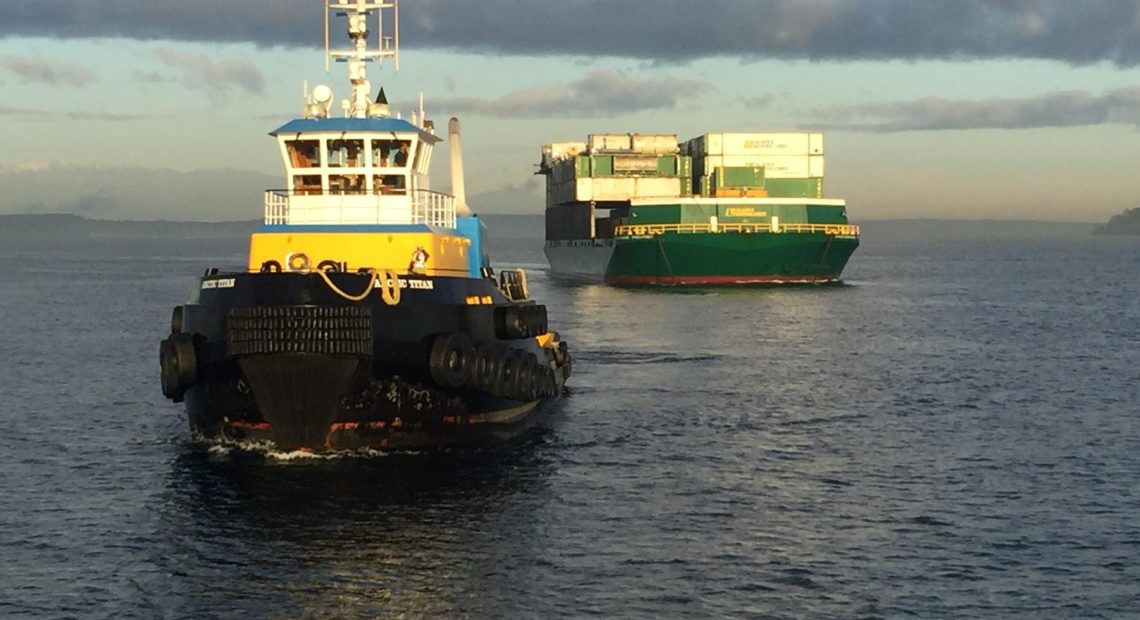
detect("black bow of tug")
[159,269,572,452]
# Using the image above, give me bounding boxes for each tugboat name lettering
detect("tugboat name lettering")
[201,278,236,289]
[374,278,434,290]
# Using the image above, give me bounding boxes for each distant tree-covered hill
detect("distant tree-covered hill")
[1094,207,1140,235]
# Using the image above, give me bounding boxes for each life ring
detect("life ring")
[380,269,401,306]
[317,260,340,272]
[286,252,310,272]
[260,260,282,273]
[472,341,502,391]
[428,332,474,388]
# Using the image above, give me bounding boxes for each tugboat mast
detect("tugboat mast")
[322,0,400,119]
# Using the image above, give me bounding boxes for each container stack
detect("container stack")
[540,133,691,206]
[684,132,825,198]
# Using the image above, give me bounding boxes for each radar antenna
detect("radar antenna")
[323,0,400,119]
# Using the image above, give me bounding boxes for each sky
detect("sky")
[2,0,1140,222]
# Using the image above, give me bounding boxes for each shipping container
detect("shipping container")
[699,155,824,179]
[763,178,824,199]
[574,177,682,201]
[541,142,587,169]
[588,134,632,152]
[713,166,766,189]
[630,133,679,154]
[684,132,824,157]
[613,156,659,174]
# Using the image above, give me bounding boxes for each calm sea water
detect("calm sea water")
[1,221,1138,619]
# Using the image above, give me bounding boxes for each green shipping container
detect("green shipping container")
[575,155,591,178]
[714,166,766,189]
[681,176,693,196]
[592,155,614,176]
[764,177,824,198]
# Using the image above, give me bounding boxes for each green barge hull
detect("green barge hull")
[545,228,859,286]
[610,230,857,285]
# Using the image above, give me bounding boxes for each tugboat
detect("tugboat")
[540,132,859,285]
[158,0,572,452]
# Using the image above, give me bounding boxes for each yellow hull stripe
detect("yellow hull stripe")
[247,231,471,275]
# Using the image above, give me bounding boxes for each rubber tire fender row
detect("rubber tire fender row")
[471,341,502,392]
[493,345,522,399]
[501,350,537,402]
[523,305,548,337]
[428,332,475,389]
[496,305,528,340]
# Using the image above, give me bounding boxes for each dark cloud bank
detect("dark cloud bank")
[4,0,1140,66]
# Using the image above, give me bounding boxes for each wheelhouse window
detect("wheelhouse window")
[371,139,413,168]
[328,139,364,167]
[371,139,391,167]
[372,174,407,195]
[293,175,321,195]
[392,140,412,168]
[286,140,320,168]
[329,174,364,195]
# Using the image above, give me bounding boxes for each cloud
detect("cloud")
[0,104,141,122]
[151,48,265,98]
[808,86,1140,132]
[132,69,170,84]
[3,1,1140,66]
[418,70,712,119]
[0,54,95,85]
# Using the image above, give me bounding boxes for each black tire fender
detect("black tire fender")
[429,332,474,389]
[170,306,184,334]
[160,333,198,402]
[472,341,501,392]
[496,305,528,340]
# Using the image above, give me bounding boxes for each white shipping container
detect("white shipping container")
[574,177,681,201]
[702,155,825,179]
[630,133,679,154]
[808,133,824,155]
[544,142,586,166]
[809,155,825,178]
[722,132,823,156]
[692,132,823,156]
[588,134,633,152]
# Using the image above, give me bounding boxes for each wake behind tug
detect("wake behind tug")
[158,1,571,452]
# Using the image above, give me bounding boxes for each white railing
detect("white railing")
[413,189,456,229]
[263,189,456,228]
